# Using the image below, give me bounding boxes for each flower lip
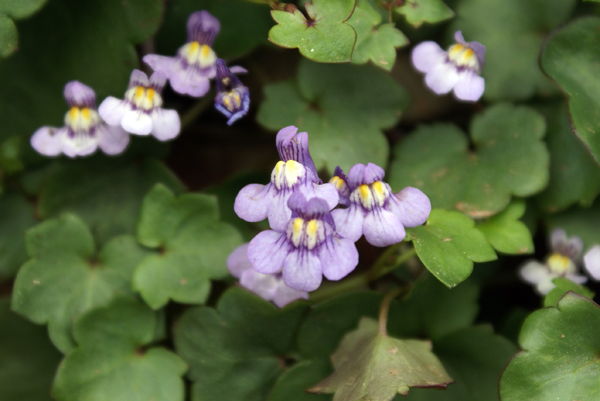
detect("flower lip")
[64,81,96,108]
[550,228,583,262]
[275,125,320,182]
[214,59,250,125]
[347,163,386,189]
[288,192,330,220]
[187,10,220,45]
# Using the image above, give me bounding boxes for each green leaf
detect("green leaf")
[258,59,410,173]
[500,292,600,400]
[450,0,575,101]
[389,104,549,218]
[404,325,518,401]
[534,102,600,212]
[155,0,273,60]
[11,214,152,353]
[269,0,357,63]
[347,0,408,71]
[0,0,48,58]
[544,278,595,308]
[52,297,187,401]
[38,157,184,246]
[0,191,36,281]
[546,201,600,252]
[309,317,453,400]
[133,184,243,309]
[0,0,163,143]
[269,359,333,401]
[175,287,308,401]
[408,209,497,288]
[476,201,534,255]
[395,0,454,27]
[541,17,600,165]
[0,298,62,401]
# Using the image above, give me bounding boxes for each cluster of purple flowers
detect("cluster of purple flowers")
[31,11,249,158]
[228,126,432,307]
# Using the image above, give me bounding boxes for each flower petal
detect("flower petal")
[187,10,220,45]
[170,68,211,97]
[425,62,460,95]
[62,133,98,158]
[584,245,600,281]
[267,191,293,232]
[319,237,359,281]
[31,126,64,157]
[453,70,485,102]
[566,273,588,285]
[313,183,340,211]
[149,72,167,92]
[248,230,288,274]
[272,284,308,308]
[411,41,445,74]
[64,81,96,108]
[98,97,129,126]
[519,260,550,285]
[143,54,176,77]
[239,269,279,300]
[389,186,431,227]
[151,109,181,141]
[363,209,406,247]
[332,206,365,242]
[227,244,252,278]
[97,125,129,155]
[121,110,153,135]
[128,69,149,88]
[234,183,273,223]
[283,250,322,292]
[229,66,248,74]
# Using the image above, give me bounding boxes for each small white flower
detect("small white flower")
[411,31,486,102]
[98,70,181,141]
[584,245,600,281]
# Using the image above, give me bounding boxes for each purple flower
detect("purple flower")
[329,166,351,207]
[214,59,250,125]
[144,11,220,97]
[234,126,338,231]
[30,81,129,158]
[332,163,431,247]
[411,31,486,102]
[247,193,359,292]
[520,229,587,295]
[584,245,600,281]
[227,244,308,307]
[98,70,181,141]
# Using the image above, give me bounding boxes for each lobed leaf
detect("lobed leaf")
[544,278,595,308]
[0,191,36,280]
[0,0,48,58]
[395,0,454,27]
[476,200,534,255]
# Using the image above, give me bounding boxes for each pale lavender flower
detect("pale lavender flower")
[583,245,600,281]
[520,229,587,295]
[411,31,486,102]
[98,70,180,141]
[329,166,351,207]
[30,81,130,158]
[214,59,249,125]
[227,244,308,308]
[234,126,338,231]
[144,11,220,97]
[247,193,359,292]
[332,163,431,247]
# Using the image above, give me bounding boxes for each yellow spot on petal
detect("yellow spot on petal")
[293,218,304,235]
[359,184,370,200]
[372,181,383,196]
[307,219,318,236]
[190,41,200,53]
[547,253,575,274]
[69,107,79,120]
[135,86,144,100]
[147,89,155,102]
[81,107,90,121]
[201,44,210,57]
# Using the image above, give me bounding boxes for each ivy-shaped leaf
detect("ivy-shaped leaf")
[258,58,410,173]
[408,209,497,288]
[269,0,357,63]
[395,0,454,27]
[449,0,575,101]
[11,214,152,353]
[541,17,600,166]
[0,0,48,58]
[544,278,595,308]
[0,0,163,143]
[39,157,184,246]
[0,191,36,281]
[534,102,600,212]
[52,297,187,401]
[133,184,243,309]
[500,292,600,400]
[174,287,308,401]
[269,359,333,401]
[389,104,549,219]
[348,0,408,71]
[476,200,534,255]
[0,298,62,401]
[309,317,453,400]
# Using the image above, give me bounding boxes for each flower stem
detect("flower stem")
[378,288,403,336]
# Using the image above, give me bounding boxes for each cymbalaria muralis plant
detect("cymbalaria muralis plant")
[2,1,600,401]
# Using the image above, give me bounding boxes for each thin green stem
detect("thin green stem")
[180,93,214,130]
[378,288,403,336]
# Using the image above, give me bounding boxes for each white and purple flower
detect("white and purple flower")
[247,193,359,292]
[519,229,587,295]
[331,163,431,247]
[98,70,181,141]
[214,59,250,125]
[583,245,600,281]
[234,125,338,231]
[227,244,308,308]
[144,11,220,97]
[30,81,129,158]
[411,31,486,102]
[329,166,351,207]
